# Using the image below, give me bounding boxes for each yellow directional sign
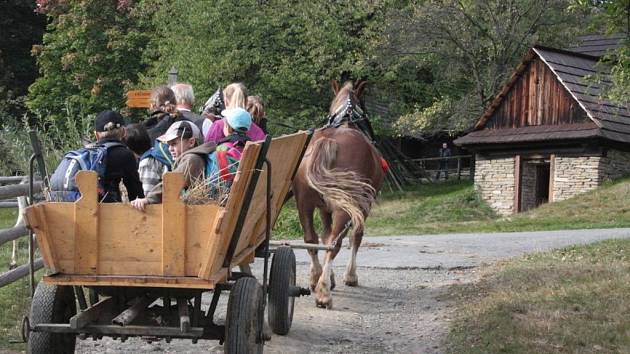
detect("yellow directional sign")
[126,90,152,108]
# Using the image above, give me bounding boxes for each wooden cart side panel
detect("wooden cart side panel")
[161,173,187,276]
[74,172,99,274]
[232,133,310,264]
[185,204,220,276]
[232,168,268,259]
[97,204,162,275]
[24,204,60,272]
[198,142,263,279]
[41,204,74,271]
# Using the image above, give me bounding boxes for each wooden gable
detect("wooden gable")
[485,57,588,130]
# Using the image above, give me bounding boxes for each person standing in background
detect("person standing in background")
[435,142,451,181]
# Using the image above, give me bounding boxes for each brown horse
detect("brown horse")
[293,80,384,309]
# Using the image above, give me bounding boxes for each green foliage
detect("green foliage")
[385,0,592,136]
[0,107,93,175]
[27,0,152,123]
[140,0,396,133]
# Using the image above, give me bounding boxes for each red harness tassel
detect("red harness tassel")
[380,157,390,172]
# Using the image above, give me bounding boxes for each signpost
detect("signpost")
[126,90,152,108]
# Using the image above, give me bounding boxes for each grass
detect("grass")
[272,177,630,238]
[0,208,32,352]
[447,238,630,354]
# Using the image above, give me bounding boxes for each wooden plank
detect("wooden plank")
[514,155,521,213]
[185,204,219,275]
[70,297,114,329]
[43,268,228,289]
[161,173,187,276]
[198,143,262,279]
[232,133,310,264]
[41,203,74,265]
[549,154,555,202]
[97,203,162,264]
[31,205,60,272]
[74,171,99,274]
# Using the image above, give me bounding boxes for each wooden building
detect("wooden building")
[455,45,630,215]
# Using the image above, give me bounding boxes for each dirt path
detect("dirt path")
[75,228,630,353]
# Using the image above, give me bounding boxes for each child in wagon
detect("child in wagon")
[130,109,253,211]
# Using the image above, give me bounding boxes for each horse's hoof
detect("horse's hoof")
[344,279,358,287]
[8,263,17,270]
[315,298,333,310]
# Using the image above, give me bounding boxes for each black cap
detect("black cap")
[95,111,126,132]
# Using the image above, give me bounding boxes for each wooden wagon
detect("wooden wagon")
[22,132,311,353]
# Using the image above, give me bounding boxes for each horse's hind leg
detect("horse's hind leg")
[344,225,363,287]
[298,203,321,290]
[315,211,349,309]
[319,210,335,290]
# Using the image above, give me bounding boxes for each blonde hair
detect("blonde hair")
[246,96,266,125]
[150,86,178,114]
[224,82,247,109]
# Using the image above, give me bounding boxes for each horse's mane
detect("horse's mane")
[329,81,355,115]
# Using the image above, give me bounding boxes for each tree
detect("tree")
[0,0,45,121]
[386,0,592,137]
[27,0,152,124]
[140,0,393,132]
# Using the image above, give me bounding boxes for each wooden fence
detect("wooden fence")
[0,178,44,289]
[391,155,474,183]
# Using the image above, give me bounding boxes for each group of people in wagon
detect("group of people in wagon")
[48,82,269,208]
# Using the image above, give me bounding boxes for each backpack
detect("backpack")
[204,141,244,196]
[140,140,174,171]
[49,141,125,202]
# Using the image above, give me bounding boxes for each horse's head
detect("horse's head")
[326,80,375,140]
[326,80,368,129]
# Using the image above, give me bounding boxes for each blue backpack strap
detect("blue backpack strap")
[140,141,174,171]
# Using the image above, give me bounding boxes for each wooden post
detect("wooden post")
[514,155,521,214]
[74,171,99,274]
[168,67,178,86]
[549,154,555,202]
[456,157,462,180]
[161,172,186,276]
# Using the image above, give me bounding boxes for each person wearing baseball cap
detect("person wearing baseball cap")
[131,120,217,211]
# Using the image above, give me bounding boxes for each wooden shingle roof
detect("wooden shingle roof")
[569,33,625,57]
[456,46,630,147]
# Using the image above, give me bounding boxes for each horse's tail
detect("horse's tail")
[305,137,376,232]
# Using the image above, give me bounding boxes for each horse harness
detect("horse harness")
[325,97,367,129]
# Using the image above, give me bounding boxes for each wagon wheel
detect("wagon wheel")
[225,277,264,354]
[28,282,77,354]
[267,246,296,335]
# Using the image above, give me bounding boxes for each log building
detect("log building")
[455,45,630,215]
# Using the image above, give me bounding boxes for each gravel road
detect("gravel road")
[75,228,630,354]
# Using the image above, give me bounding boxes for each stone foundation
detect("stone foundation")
[474,149,630,215]
[474,156,515,216]
[552,155,602,202]
[601,149,630,180]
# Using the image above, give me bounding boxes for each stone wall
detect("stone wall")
[601,149,630,181]
[475,149,630,215]
[520,161,538,211]
[552,155,601,202]
[474,155,515,216]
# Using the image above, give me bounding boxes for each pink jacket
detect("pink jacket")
[204,119,266,144]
